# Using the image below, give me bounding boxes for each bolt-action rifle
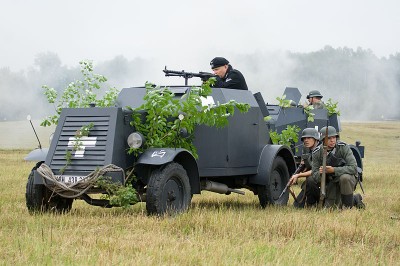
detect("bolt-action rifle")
[163,66,215,85]
[278,163,306,202]
[319,125,329,208]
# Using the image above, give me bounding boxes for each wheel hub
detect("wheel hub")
[167,190,177,202]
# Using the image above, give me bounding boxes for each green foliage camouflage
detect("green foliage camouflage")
[128,79,250,158]
[41,60,119,127]
[96,177,139,209]
[325,98,341,116]
[269,125,301,151]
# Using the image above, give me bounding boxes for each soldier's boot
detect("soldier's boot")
[341,194,354,209]
[353,193,365,209]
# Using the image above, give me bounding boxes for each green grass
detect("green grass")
[0,122,399,265]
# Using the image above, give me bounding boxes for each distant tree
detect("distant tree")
[34,52,62,73]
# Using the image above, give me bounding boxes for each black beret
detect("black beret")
[210,57,229,69]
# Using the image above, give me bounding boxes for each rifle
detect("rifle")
[163,66,215,86]
[319,125,329,208]
[356,167,365,194]
[278,163,306,201]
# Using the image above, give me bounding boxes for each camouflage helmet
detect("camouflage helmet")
[320,126,339,140]
[301,128,320,141]
[306,90,323,99]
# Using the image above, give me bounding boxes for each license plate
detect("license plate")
[55,175,87,184]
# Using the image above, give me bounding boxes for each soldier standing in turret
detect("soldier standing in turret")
[209,57,248,90]
[305,90,325,109]
[311,126,364,209]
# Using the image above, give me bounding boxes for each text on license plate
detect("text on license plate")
[55,175,87,184]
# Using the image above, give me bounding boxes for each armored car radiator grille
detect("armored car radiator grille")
[49,115,110,173]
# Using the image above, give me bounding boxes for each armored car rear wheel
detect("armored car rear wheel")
[26,162,73,214]
[257,156,290,207]
[146,162,191,216]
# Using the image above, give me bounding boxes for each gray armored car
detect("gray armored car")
[25,78,364,215]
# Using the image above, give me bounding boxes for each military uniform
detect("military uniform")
[306,90,325,109]
[213,65,248,90]
[312,101,326,109]
[294,145,320,208]
[311,141,357,208]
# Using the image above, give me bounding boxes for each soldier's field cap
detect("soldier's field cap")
[210,57,229,69]
[306,90,323,99]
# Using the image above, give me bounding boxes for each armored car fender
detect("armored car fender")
[136,148,200,194]
[24,148,49,162]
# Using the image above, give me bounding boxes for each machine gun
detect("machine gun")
[163,66,215,85]
[278,163,306,202]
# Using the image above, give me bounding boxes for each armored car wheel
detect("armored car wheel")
[146,162,191,215]
[26,162,73,214]
[257,156,290,207]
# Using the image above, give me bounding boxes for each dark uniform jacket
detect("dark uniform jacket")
[213,65,248,90]
[301,145,317,170]
[311,141,357,184]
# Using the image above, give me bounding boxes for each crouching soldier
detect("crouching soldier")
[311,126,365,209]
[288,128,320,208]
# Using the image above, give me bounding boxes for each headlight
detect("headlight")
[127,132,145,149]
[179,128,189,138]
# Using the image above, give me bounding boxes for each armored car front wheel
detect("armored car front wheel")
[257,156,290,207]
[25,162,73,214]
[146,162,191,215]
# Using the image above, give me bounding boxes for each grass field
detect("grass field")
[0,121,399,265]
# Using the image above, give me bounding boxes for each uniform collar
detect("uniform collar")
[223,65,233,79]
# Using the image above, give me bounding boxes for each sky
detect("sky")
[1,0,399,72]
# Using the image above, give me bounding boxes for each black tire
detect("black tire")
[26,162,73,214]
[146,162,191,215]
[257,156,290,208]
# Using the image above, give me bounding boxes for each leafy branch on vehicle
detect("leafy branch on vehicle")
[264,116,272,121]
[276,95,294,108]
[128,79,250,158]
[303,105,315,122]
[96,176,138,208]
[269,125,301,152]
[325,98,341,116]
[40,60,119,127]
[60,123,94,174]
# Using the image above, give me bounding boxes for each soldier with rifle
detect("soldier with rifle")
[283,128,321,208]
[311,126,365,209]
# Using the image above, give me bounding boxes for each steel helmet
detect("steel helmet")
[320,126,339,140]
[306,90,323,99]
[301,128,320,141]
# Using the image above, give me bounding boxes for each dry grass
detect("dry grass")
[0,121,399,265]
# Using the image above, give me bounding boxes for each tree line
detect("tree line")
[0,46,399,121]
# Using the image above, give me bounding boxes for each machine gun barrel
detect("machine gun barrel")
[163,66,214,85]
